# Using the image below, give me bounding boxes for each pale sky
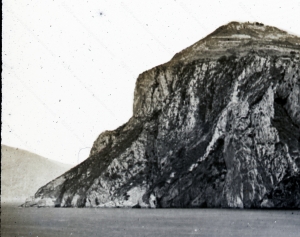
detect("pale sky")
[2,0,300,165]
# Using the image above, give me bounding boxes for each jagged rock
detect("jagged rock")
[25,21,300,208]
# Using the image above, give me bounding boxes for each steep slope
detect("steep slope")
[171,21,300,63]
[24,22,300,208]
[1,145,73,202]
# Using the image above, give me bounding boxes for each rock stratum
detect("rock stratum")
[24,22,300,208]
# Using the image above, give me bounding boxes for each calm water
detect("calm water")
[1,203,300,237]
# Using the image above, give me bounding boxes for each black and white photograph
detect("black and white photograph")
[2,0,300,236]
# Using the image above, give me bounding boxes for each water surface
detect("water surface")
[1,203,299,237]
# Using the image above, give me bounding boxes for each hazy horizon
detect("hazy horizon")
[1,143,74,165]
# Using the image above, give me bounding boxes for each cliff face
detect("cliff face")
[25,22,300,208]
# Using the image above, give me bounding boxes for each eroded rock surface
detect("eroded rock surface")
[24,22,300,208]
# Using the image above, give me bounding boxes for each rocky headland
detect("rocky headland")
[24,22,300,208]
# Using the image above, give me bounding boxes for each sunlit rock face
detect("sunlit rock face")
[24,22,300,208]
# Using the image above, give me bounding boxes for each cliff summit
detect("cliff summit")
[24,21,300,208]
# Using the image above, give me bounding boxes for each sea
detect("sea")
[1,202,300,237]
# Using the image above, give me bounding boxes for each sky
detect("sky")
[2,0,300,165]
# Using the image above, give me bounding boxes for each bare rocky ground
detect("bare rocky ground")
[26,21,300,209]
[2,202,300,237]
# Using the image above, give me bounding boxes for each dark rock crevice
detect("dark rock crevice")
[24,22,300,209]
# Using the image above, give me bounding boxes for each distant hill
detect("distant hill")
[1,144,73,203]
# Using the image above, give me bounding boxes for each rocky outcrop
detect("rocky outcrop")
[23,22,300,208]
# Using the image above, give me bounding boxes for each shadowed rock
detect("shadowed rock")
[23,21,300,208]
